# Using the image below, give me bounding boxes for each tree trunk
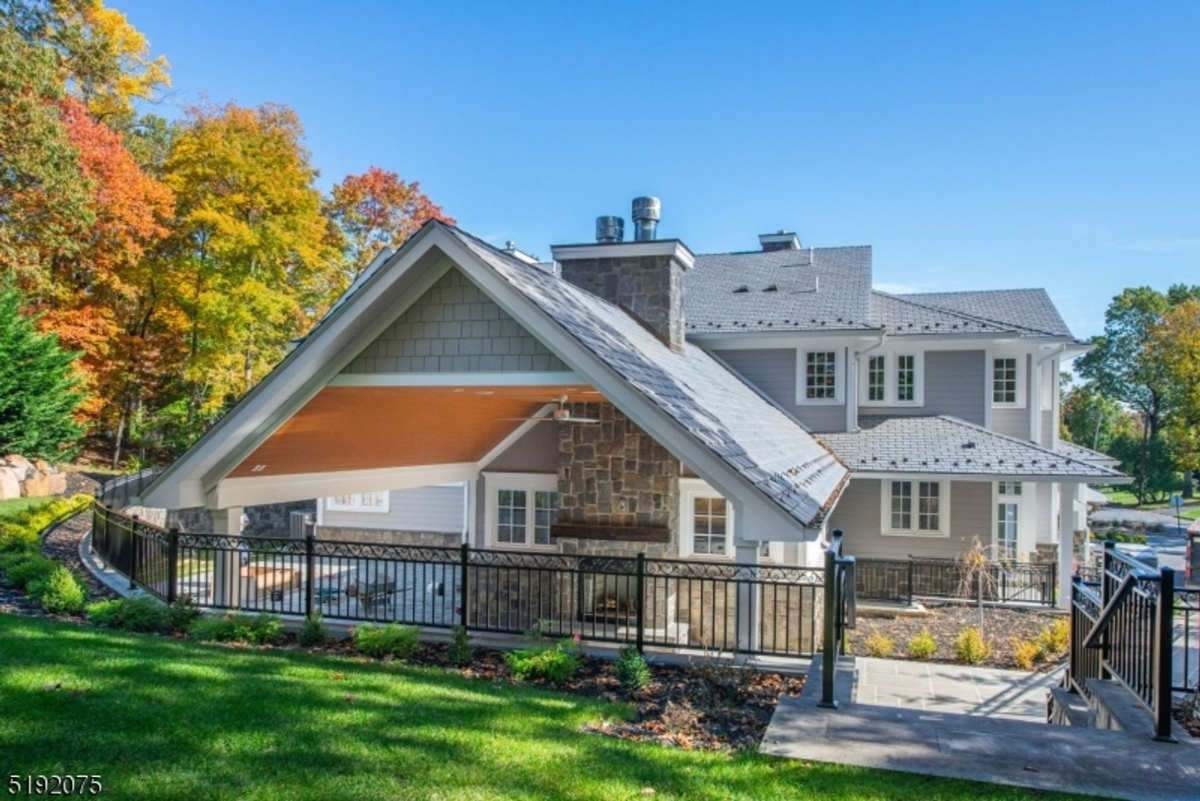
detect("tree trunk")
[111,402,127,470]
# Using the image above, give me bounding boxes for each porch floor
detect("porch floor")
[853,656,1059,720]
[762,657,1199,801]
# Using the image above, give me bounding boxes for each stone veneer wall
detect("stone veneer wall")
[558,254,687,349]
[555,401,680,557]
[316,526,461,548]
[163,501,317,536]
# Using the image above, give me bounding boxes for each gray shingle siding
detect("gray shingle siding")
[712,348,847,433]
[829,478,992,560]
[342,268,568,374]
[991,354,1032,439]
[862,350,986,425]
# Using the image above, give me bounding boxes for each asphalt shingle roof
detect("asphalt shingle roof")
[819,415,1125,480]
[1054,440,1120,465]
[683,247,1075,339]
[443,225,850,528]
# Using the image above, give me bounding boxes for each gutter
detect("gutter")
[850,334,887,432]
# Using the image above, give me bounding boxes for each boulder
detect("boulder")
[21,472,58,498]
[45,471,67,495]
[0,466,19,500]
[4,454,32,480]
[33,458,50,473]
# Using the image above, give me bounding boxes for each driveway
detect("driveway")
[1090,507,1191,574]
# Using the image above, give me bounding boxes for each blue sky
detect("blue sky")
[121,1,1198,339]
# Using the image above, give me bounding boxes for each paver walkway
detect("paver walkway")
[854,656,1060,720]
[762,657,1199,801]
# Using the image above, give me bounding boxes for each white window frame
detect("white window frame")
[677,478,781,561]
[993,481,1029,561]
[324,492,390,513]
[859,351,924,407]
[880,478,950,537]
[481,472,559,551]
[991,354,1026,408]
[796,347,844,405]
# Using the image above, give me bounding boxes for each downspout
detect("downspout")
[851,334,888,432]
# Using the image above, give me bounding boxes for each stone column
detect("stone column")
[1058,484,1080,611]
[210,505,244,609]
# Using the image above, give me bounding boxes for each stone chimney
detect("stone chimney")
[551,197,694,351]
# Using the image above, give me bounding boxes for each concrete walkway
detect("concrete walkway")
[762,657,1199,801]
[854,656,1061,721]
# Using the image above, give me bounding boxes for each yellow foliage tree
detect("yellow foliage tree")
[1153,299,1200,476]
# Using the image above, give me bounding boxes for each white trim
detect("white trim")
[992,480,1030,560]
[982,347,993,429]
[216,462,479,508]
[990,352,1027,409]
[478,403,556,468]
[795,347,845,405]
[852,470,1120,484]
[857,350,925,408]
[549,240,696,270]
[325,491,390,513]
[480,471,559,550]
[678,478,732,559]
[329,372,583,387]
[879,478,951,537]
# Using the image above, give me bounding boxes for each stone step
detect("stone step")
[1048,685,1094,727]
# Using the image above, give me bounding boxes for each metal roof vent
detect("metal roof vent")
[595,216,624,243]
[631,196,661,241]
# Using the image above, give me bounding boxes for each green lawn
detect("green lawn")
[0,497,39,518]
[1101,487,1200,515]
[0,615,1084,801]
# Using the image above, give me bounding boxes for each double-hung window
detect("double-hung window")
[691,496,728,556]
[325,492,389,513]
[883,480,948,536]
[993,357,1019,405]
[804,350,839,401]
[867,355,886,401]
[485,473,559,549]
[860,352,921,406]
[996,481,1022,560]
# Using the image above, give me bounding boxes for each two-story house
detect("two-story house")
[142,199,1125,613]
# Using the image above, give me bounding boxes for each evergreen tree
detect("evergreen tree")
[0,286,85,459]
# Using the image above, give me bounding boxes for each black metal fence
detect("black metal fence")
[98,469,161,509]
[91,504,826,658]
[856,556,1057,606]
[1068,541,1176,741]
[1174,586,1199,696]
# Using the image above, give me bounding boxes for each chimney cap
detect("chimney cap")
[758,231,802,251]
[595,215,625,244]
[631,196,661,241]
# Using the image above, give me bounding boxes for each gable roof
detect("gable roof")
[144,221,849,532]
[819,415,1126,481]
[683,247,1077,340]
[444,226,849,527]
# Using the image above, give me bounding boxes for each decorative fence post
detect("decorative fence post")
[459,542,470,629]
[635,552,646,653]
[167,527,179,605]
[1153,565,1177,742]
[819,530,842,709]
[129,514,139,591]
[906,558,914,606]
[304,531,316,619]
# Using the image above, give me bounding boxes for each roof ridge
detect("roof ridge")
[872,289,1058,337]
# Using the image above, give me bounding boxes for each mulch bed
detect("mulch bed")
[1173,696,1200,739]
[846,602,1067,671]
[6,506,802,752]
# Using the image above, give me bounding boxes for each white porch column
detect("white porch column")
[1058,484,1082,611]
[210,505,244,609]
[733,504,762,654]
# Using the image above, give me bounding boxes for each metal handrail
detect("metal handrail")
[1081,573,1138,649]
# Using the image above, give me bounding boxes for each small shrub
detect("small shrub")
[167,596,201,633]
[354,622,419,660]
[614,645,650,692]
[1036,618,1070,658]
[121,596,172,633]
[1011,638,1040,671]
[85,598,125,628]
[690,649,754,709]
[446,624,474,667]
[32,566,85,613]
[863,627,895,658]
[2,553,57,589]
[907,629,938,659]
[190,612,284,645]
[299,611,328,648]
[954,626,991,665]
[505,640,581,684]
[0,495,92,553]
